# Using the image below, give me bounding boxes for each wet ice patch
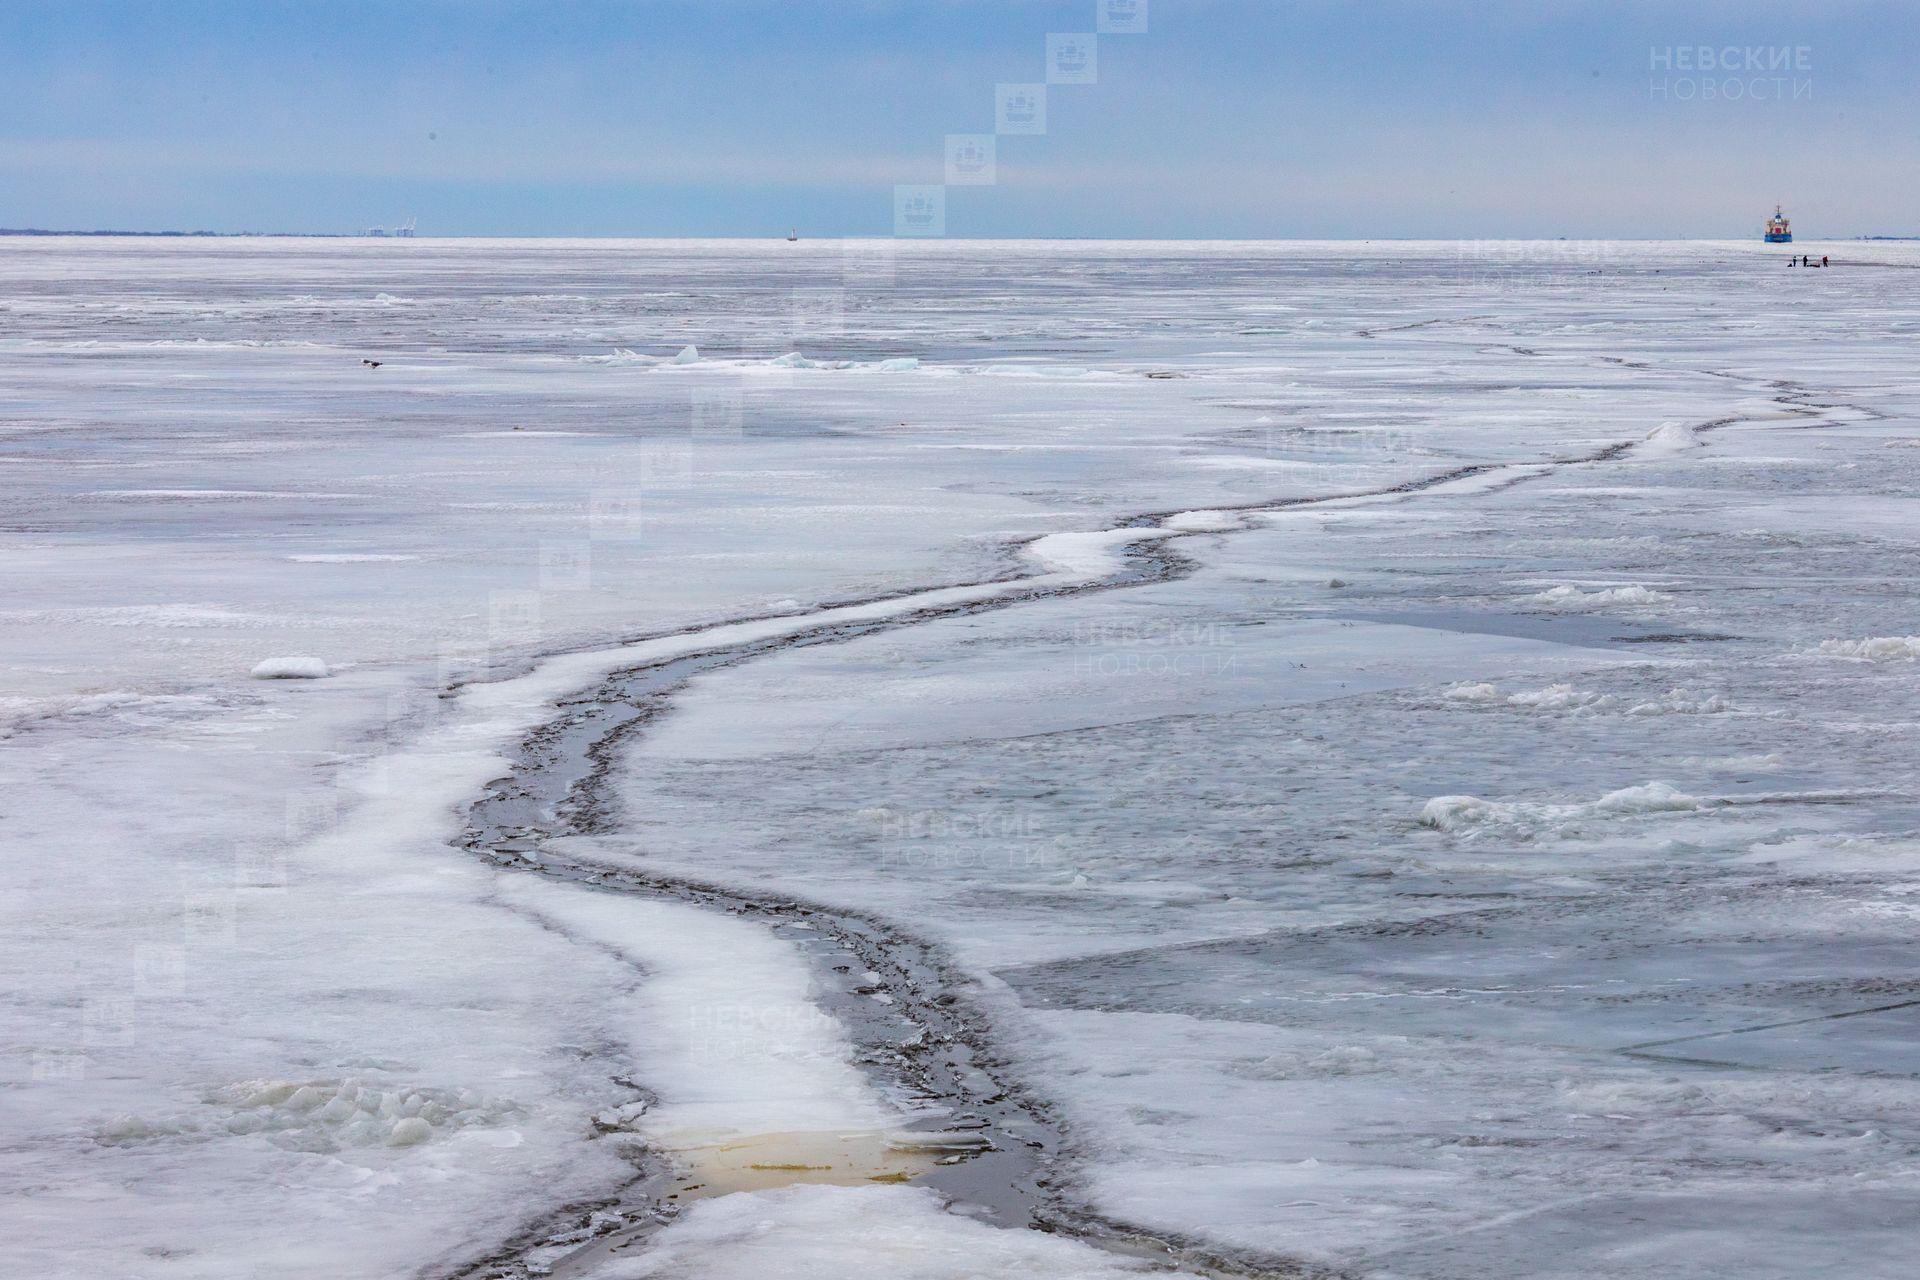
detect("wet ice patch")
[1420,781,1701,838]
[1817,636,1920,661]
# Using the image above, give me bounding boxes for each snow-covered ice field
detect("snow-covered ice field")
[4,237,1919,1277]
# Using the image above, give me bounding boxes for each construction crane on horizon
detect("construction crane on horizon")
[362,217,417,238]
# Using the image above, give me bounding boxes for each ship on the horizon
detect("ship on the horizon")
[1765,205,1792,244]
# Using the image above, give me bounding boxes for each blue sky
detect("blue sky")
[1,0,1913,237]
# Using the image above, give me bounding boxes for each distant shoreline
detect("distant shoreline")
[0,228,357,239]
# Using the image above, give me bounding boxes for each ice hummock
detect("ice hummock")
[249,655,330,679]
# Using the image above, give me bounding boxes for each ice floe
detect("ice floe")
[1817,636,1920,661]
[1420,780,1702,835]
[1519,583,1671,609]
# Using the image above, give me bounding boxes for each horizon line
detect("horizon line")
[2,229,1909,243]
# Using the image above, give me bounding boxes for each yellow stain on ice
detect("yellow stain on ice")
[659,1128,988,1201]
